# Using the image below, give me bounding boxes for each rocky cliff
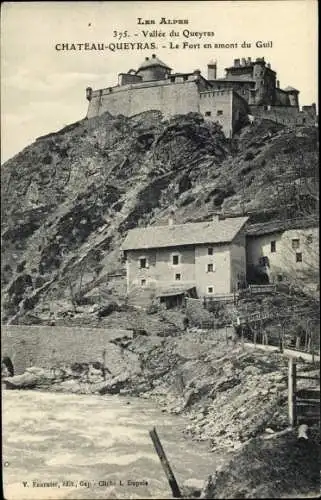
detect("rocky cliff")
[1,111,318,323]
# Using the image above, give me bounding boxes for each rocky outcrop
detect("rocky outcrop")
[1,110,318,324]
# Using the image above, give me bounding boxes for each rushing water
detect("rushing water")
[3,390,221,499]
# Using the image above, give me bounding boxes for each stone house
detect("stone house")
[121,216,249,302]
[246,217,319,285]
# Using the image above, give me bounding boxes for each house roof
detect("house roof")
[283,86,299,92]
[137,55,172,71]
[246,216,318,236]
[156,284,196,298]
[122,217,249,251]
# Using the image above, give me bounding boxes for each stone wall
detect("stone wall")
[87,80,200,119]
[1,325,132,375]
[250,105,316,126]
[200,90,234,137]
[232,92,250,132]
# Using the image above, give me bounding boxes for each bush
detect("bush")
[146,303,159,315]
[244,151,255,161]
[97,301,119,318]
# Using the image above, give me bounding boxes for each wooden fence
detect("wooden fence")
[248,284,277,295]
[288,358,320,427]
[203,293,239,306]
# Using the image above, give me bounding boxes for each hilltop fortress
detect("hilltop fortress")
[86,55,317,137]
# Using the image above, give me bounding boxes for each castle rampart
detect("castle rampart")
[87,79,201,120]
[250,105,316,126]
[199,89,249,137]
[86,55,317,136]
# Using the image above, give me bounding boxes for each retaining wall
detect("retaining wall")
[1,325,132,375]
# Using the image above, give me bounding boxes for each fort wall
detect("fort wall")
[232,92,250,132]
[200,90,233,137]
[1,326,132,375]
[250,105,316,126]
[87,80,200,119]
[275,88,291,106]
[200,90,249,137]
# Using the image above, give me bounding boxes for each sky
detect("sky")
[1,0,318,162]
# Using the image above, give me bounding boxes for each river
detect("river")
[2,390,222,499]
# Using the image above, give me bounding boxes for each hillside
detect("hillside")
[1,111,319,324]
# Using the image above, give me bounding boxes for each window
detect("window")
[306,234,313,244]
[172,254,179,265]
[259,256,270,267]
[205,111,211,117]
[217,110,223,116]
[270,240,276,253]
[208,247,213,255]
[183,75,188,81]
[292,238,300,250]
[175,273,181,281]
[207,263,214,272]
[139,257,147,269]
[208,287,213,294]
[296,252,302,263]
[141,279,146,286]
[277,274,283,282]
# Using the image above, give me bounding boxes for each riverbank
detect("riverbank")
[3,330,319,451]
[3,329,320,498]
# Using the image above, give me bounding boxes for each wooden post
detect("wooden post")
[298,424,308,440]
[278,327,282,352]
[288,358,297,427]
[102,349,107,381]
[149,427,181,498]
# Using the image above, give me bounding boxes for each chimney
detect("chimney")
[207,61,217,80]
[86,87,92,101]
[276,80,280,88]
[168,209,175,226]
[234,59,240,67]
[241,58,246,66]
[247,57,251,65]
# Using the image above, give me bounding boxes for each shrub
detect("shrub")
[244,151,255,161]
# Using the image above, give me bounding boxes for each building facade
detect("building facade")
[121,216,248,298]
[86,54,317,137]
[246,219,319,285]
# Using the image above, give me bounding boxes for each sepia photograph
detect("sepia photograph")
[1,1,319,499]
